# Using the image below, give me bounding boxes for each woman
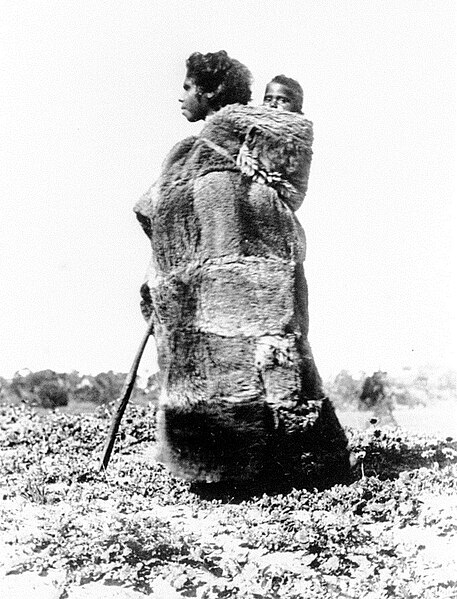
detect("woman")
[135,51,349,491]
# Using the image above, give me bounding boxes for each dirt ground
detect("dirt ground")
[1,398,456,598]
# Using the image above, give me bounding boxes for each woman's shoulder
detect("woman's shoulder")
[162,135,199,171]
[203,104,313,147]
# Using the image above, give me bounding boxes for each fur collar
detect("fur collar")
[201,105,313,203]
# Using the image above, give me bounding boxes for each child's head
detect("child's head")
[263,75,303,113]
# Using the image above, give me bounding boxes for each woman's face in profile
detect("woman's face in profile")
[179,77,211,122]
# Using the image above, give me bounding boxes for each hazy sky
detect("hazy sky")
[1,0,455,380]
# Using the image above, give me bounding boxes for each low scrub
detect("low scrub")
[1,369,161,408]
[325,367,457,411]
[1,404,456,598]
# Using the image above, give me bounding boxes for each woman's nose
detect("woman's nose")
[268,98,278,107]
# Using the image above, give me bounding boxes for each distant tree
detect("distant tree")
[37,382,68,408]
[10,369,69,407]
[94,371,125,403]
[0,376,11,402]
[325,370,364,409]
[359,371,396,426]
[6,368,160,407]
[74,371,125,404]
[359,371,389,410]
[412,369,432,401]
[438,370,457,393]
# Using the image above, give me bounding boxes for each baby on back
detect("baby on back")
[263,74,304,113]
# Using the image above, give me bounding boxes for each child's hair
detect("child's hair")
[269,74,304,113]
[186,50,252,110]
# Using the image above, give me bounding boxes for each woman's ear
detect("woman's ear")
[204,83,223,100]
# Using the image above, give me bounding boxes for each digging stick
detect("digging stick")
[99,317,154,471]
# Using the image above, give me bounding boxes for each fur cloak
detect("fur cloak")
[135,105,349,486]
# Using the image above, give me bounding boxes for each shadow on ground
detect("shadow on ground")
[188,423,457,503]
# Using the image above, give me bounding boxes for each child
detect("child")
[263,74,303,113]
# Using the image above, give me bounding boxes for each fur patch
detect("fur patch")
[136,104,349,484]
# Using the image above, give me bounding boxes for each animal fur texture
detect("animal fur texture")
[135,105,349,486]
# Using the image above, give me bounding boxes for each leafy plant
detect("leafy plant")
[0,403,456,598]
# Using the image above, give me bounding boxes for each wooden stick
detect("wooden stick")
[99,318,154,471]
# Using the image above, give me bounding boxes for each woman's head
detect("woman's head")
[180,50,252,122]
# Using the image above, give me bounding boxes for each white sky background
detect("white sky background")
[0,0,455,380]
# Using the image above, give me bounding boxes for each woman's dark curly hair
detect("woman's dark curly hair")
[186,50,252,110]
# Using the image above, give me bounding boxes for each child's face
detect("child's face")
[179,77,212,122]
[263,82,298,112]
